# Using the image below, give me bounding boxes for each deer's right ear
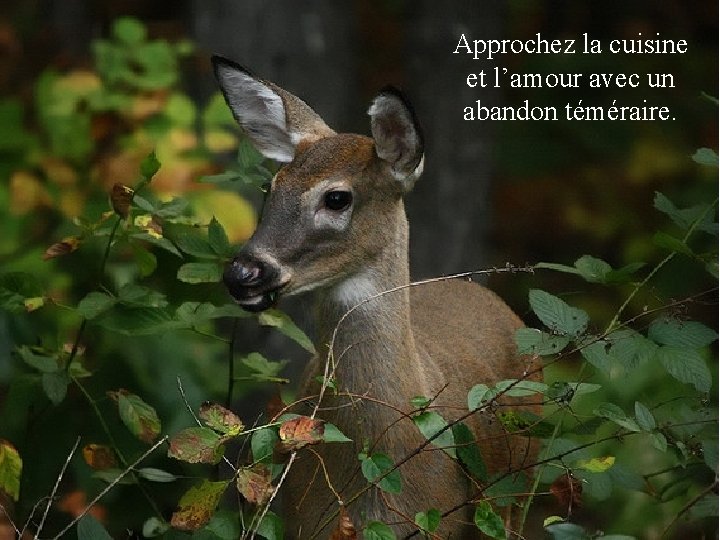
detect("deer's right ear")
[212,56,334,163]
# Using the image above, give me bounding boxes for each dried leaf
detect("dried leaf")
[236,464,274,506]
[168,426,225,464]
[265,392,286,420]
[134,214,163,238]
[199,402,244,436]
[550,473,583,511]
[278,416,325,452]
[330,506,357,539]
[170,480,228,531]
[111,183,134,219]
[43,236,80,260]
[57,490,107,522]
[82,444,117,470]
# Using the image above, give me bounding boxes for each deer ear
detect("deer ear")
[368,88,425,190]
[212,56,334,163]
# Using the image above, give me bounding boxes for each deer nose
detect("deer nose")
[224,255,266,288]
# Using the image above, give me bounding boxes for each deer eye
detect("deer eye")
[323,190,353,211]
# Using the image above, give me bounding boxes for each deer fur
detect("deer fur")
[213,56,541,539]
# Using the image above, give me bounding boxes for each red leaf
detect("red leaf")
[550,473,582,511]
[43,237,80,260]
[236,464,274,506]
[330,506,357,539]
[82,444,117,470]
[278,416,325,452]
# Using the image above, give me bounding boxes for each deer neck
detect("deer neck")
[313,205,425,401]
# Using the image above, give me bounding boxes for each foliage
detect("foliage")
[0,13,716,540]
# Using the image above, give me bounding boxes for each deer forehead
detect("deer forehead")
[272,133,377,192]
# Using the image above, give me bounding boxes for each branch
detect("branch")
[35,437,81,538]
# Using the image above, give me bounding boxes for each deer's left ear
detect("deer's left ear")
[368,88,425,191]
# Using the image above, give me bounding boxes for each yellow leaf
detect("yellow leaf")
[10,171,51,214]
[204,130,237,152]
[574,456,616,473]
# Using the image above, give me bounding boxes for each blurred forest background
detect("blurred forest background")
[0,0,717,538]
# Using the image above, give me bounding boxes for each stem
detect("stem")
[606,196,718,333]
[226,318,240,408]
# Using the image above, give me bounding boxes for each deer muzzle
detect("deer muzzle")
[223,253,284,312]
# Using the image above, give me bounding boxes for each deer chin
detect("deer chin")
[227,283,287,313]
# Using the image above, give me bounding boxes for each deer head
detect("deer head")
[212,56,424,312]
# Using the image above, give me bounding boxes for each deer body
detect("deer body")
[213,57,539,539]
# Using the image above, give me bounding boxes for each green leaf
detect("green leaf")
[484,473,528,507]
[414,508,441,533]
[136,467,178,483]
[574,255,612,283]
[650,432,668,452]
[361,452,402,494]
[251,427,279,463]
[112,17,146,45]
[473,501,506,539]
[702,439,718,472]
[634,401,656,431]
[543,516,565,528]
[468,383,494,410]
[594,403,640,432]
[653,232,694,256]
[528,289,588,337]
[132,244,157,277]
[452,422,487,481]
[96,305,182,335]
[657,346,712,392]
[118,284,167,308]
[659,477,691,502]
[580,340,613,372]
[170,480,229,531]
[258,309,315,353]
[76,291,116,319]
[177,262,222,283]
[241,352,287,380]
[653,192,717,234]
[362,521,396,540]
[254,510,284,540]
[167,226,218,259]
[168,426,225,464]
[692,147,719,167]
[545,522,590,539]
[205,510,240,540]
[323,423,352,443]
[110,391,162,443]
[608,329,657,370]
[691,494,719,519]
[77,514,113,540]
[17,347,59,373]
[514,328,570,356]
[140,150,161,180]
[208,217,232,257]
[0,441,22,501]
[648,318,718,349]
[410,395,431,409]
[413,411,456,458]
[494,379,548,397]
[534,262,580,275]
[42,371,70,405]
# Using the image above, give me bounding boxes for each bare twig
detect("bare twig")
[50,436,169,540]
[35,437,81,538]
[661,476,719,538]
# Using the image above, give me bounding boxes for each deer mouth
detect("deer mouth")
[225,283,288,313]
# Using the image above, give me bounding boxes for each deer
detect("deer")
[213,55,541,539]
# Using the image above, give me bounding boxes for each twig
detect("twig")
[35,437,81,538]
[248,452,297,540]
[50,436,169,540]
[226,318,240,408]
[0,502,21,538]
[307,447,342,504]
[661,476,719,538]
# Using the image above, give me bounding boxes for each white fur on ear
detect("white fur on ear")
[368,89,425,189]
[213,57,295,162]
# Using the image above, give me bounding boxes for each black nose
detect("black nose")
[223,255,266,288]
